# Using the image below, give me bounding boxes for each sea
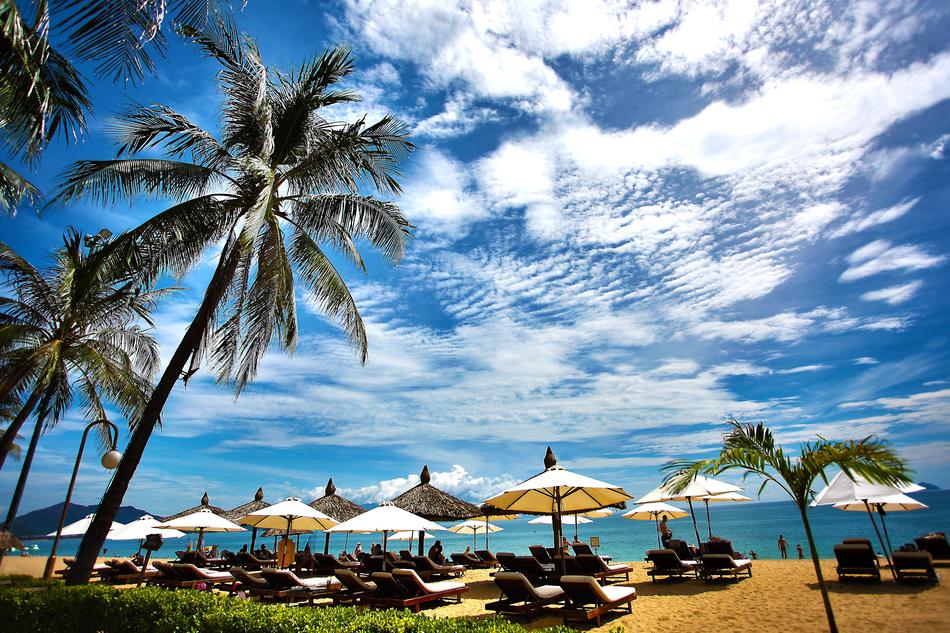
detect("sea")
[17,489,950,562]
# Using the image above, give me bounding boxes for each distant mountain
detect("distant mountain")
[13,502,154,538]
[918,482,941,491]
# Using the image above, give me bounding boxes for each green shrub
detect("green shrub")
[0,584,582,633]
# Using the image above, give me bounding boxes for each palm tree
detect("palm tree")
[0,1,231,214]
[54,14,414,584]
[664,420,911,633]
[0,228,163,537]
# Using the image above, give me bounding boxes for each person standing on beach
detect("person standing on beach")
[778,534,788,559]
[797,544,804,559]
[659,515,672,547]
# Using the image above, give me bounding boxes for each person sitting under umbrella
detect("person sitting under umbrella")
[428,539,446,564]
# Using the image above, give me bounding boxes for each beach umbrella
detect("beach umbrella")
[583,508,615,518]
[473,504,520,549]
[390,465,481,555]
[528,514,592,541]
[156,508,244,550]
[327,503,447,567]
[698,491,752,540]
[47,513,125,538]
[240,497,338,568]
[225,486,269,552]
[309,479,367,554]
[812,471,925,574]
[833,492,927,557]
[162,491,229,521]
[637,475,741,547]
[449,520,503,549]
[623,502,690,548]
[483,447,632,573]
[107,515,185,552]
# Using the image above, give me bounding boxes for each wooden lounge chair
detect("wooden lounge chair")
[475,549,500,567]
[104,559,159,584]
[148,561,183,588]
[172,563,235,588]
[487,571,565,619]
[574,554,631,583]
[529,545,556,566]
[451,552,492,569]
[314,553,361,575]
[229,566,268,598]
[666,539,695,561]
[834,544,881,583]
[399,550,415,562]
[333,569,378,605]
[259,568,341,604]
[55,558,111,579]
[645,549,700,582]
[558,575,636,626]
[701,540,740,558]
[496,552,519,572]
[892,551,939,583]
[411,555,465,579]
[843,538,875,549]
[699,554,753,582]
[511,555,559,584]
[193,551,228,570]
[390,568,468,611]
[235,551,270,570]
[915,534,950,562]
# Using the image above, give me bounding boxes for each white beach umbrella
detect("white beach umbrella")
[812,471,925,574]
[623,502,690,548]
[449,520,503,548]
[241,497,338,532]
[637,475,742,546]
[107,515,185,541]
[48,513,124,538]
[389,530,429,541]
[483,447,632,571]
[833,492,927,556]
[529,514,592,541]
[471,510,519,549]
[156,508,244,549]
[327,503,447,562]
[583,508,614,518]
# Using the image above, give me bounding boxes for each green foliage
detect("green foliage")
[0,584,577,633]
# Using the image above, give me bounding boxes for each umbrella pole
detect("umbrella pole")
[383,531,389,571]
[705,499,712,540]
[418,530,425,557]
[553,490,566,575]
[686,498,701,550]
[344,532,350,553]
[250,527,258,552]
[863,500,895,579]
[324,532,331,555]
[473,530,477,550]
[196,529,205,551]
[876,505,895,561]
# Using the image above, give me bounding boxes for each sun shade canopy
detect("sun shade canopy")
[637,475,742,504]
[483,466,632,514]
[327,503,447,534]
[240,497,338,531]
[811,471,924,506]
[623,502,690,520]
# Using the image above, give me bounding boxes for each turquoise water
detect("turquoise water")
[19,490,950,562]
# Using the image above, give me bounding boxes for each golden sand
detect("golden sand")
[2,557,947,632]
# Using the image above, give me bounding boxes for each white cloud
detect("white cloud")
[832,199,918,237]
[777,365,828,375]
[853,357,879,365]
[861,280,923,305]
[691,312,815,343]
[400,148,487,238]
[841,240,945,282]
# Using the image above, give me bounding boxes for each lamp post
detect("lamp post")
[42,419,122,579]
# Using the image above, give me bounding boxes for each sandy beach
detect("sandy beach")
[3,556,946,632]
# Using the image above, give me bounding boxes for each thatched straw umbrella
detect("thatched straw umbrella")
[162,492,228,521]
[309,478,366,554]
[225,487,269,552]
[391,465,481,555]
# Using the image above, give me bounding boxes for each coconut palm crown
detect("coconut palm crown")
[663,419,911,633]
[55,14,414,584]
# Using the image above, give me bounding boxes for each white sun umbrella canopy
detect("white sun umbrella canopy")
[484,447,632,569]
[327,503,447,562]
[449,520,503,549]
[49,514,124,538]
[624,502,689,548]
[156,508,244,549]
[241,497,338,532]
[107,515,185,541]
[833,492,928,557]
[529,514,592,541]
[638,475,742,545]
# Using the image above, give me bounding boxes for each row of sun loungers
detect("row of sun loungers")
[487,571,637,626]
[644,549,752,582]
[834,538,941,584]
[333,568,467,612]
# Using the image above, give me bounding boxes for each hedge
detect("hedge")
[0,583,585,633]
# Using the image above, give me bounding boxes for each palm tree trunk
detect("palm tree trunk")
[0,409,46,566]
[0,386,43,472]
[799,503,838,633]
[65,245,241,585]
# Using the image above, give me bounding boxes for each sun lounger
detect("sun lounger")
[701,540,740,558]
[528,545,555,566]
[55,558,111,578]
[229,566,268,597]
[699,554,753,582]
[399,550,415,562]
[193,551,228,570]
[666,539,695,561]
[475,549,500,567]
[391,568,468,610]
[645,549,700,582]
[104,559,159,584]
[496,552,519,572]
[892,551,939,583]
[842,538,874,549]
[148,561,183,588]
[487,571,565,619]
[510,555,559,584]
[314,553,361,575]
[834,544,881,583]
[574,554,631,583]
[259,568,341,603]
[915,534,950,562]
[411,555,465,578]
[172,563,235,588]
[558,575,636,626]
[451,552,492,569]
[235,551,270,570]
[366,570,466,612]
[333,569,378,605]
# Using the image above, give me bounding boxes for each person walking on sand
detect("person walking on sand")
[778,534,788,559]
[797,543,804,560]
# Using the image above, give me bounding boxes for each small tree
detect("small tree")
[664,420,911,633]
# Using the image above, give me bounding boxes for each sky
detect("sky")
[2,0,949,518]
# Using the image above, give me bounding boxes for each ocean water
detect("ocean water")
[18,489,950,562]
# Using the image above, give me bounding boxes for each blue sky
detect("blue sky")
[2,0,950,517]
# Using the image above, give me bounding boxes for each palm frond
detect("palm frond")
[0,161,41,217]
[52,158,220,207]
